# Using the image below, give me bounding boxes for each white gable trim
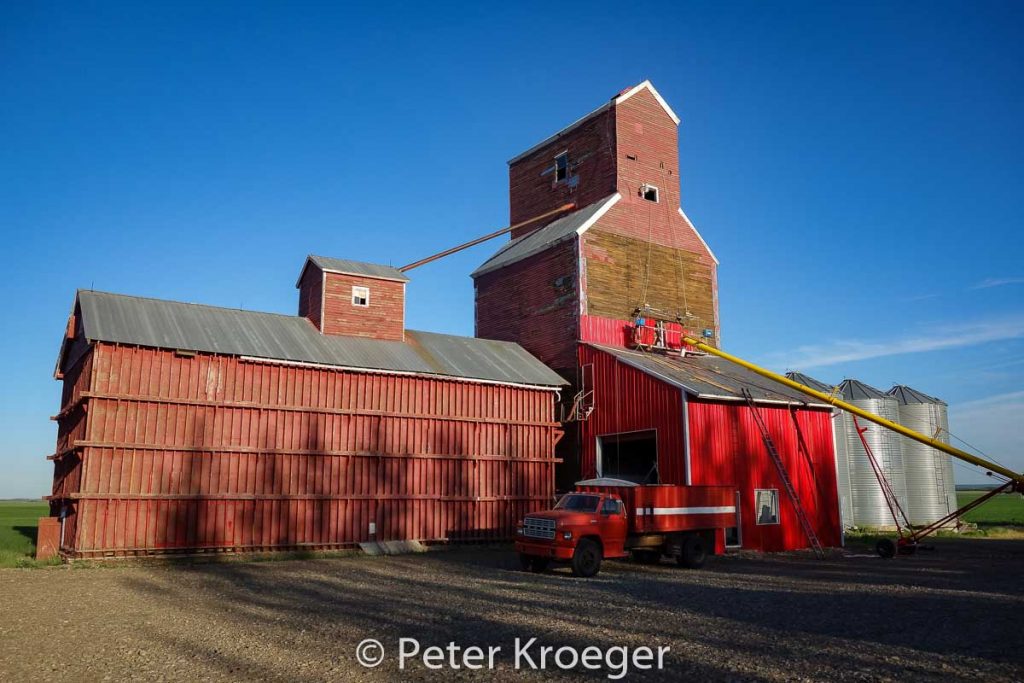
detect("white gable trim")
[615,80,681,125]
[677,207,719,265]
[576,192,621,235]
[508,81,680,165]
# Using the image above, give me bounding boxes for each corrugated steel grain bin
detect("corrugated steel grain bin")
[48,288,566,558]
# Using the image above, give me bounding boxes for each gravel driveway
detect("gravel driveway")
[1,538,1022,681]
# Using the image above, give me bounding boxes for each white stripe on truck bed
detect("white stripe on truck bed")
[634,506,736,516]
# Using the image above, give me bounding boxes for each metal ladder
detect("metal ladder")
[741,389,825,558]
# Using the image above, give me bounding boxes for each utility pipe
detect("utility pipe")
[681,335,1024,486]
[399,203,577,272]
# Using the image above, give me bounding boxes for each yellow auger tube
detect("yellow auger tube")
[681,336,1024,486]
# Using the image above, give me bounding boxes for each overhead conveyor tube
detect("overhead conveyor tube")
[680,336,1024,486]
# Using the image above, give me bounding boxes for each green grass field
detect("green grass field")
[957,490,1024,526]
[0,501,51,568]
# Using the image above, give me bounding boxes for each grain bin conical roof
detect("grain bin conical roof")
[887,385,947,406]
[786,371,836,394]
[838,379,890,401]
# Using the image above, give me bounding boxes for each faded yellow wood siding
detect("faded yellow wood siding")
[583,229,717,341]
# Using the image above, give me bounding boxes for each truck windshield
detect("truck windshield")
[554,494,601,512]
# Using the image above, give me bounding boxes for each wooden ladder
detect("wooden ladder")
[742,389,825,558]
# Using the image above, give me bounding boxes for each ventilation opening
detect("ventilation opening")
[597,430,658,484]
[641,185,659,203]
[554,152,569,182]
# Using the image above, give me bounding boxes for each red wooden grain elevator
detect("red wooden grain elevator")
[48,256,565,557]
[473,81,841,552]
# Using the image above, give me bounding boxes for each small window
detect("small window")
[351,286,370,307]
[642,185,659,202]
[601,498,623,516]
[754,489,779,525]
[554,152,569,182]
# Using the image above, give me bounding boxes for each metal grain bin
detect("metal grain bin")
[837,380,910,528]
[888,385,957,526]
[787,371,853,529]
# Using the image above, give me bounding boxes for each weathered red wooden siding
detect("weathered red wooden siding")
[508,106,617,234]
[52,343,561,557]
[296,264,322,330]
[475,239,579,376]
[577,345,687,484]
[321,271,405,341]
[688,401,841,552]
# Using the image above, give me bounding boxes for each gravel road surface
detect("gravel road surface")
[1,538,1022,681]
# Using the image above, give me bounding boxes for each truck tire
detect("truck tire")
[571,538,602,578]
[518,553,535,571]
[631,549,661,565]
[676,534,707,569]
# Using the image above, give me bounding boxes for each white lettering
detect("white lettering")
[398,638,419,669]
[515,637,538,669]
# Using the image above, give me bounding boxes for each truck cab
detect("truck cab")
[516,491,628,577]
[515,480,733,577]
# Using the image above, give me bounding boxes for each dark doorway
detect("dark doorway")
[598,430,659,484]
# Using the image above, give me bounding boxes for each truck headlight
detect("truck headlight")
[562,531,573,540]
[516,527,524,535]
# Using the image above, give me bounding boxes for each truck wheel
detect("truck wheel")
[519,553,534,571]
[632,549,661,565]
[529,557,550,573]
[571,539,602,578]
[676,534,707,569]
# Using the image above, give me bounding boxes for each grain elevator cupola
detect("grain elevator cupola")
[297,255,409,341]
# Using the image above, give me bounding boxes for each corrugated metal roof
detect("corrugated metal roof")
[472,195,618,278]
[785,371,838,394]
[590,344,831,407]
[303,255,409,283]
[888,385,947,406]
[838,379,891,401]
[71,290,566,387]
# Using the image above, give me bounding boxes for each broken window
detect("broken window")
[754,489,779,525]
[351,286,370,307]
[642,184,659,203]
[554,152,569,182]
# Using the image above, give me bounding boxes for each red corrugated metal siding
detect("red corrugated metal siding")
[577,345,687,484]
[688,400,841,552]
[577,344,840,552]
[52,343,561,557]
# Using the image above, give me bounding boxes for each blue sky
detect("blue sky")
[2,1,1022,497]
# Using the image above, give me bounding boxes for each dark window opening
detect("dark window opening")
[642,185,659,203]
[554,152,569,182]
[555,494,600,513]
[598,431,658,484]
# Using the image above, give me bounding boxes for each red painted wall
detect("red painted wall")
[577,345,841,552]
[49,342,562,557]
[577,345,688,484]
[688,401,841,552]
[322,271,405,341]
[508,106,617,235]
[474,239,579,376]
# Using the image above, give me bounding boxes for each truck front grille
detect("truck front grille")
[523,517,556,540]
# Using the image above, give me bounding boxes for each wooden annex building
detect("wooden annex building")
[48,257,565,557]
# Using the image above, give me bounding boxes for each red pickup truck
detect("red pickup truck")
[515,479,736,577]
